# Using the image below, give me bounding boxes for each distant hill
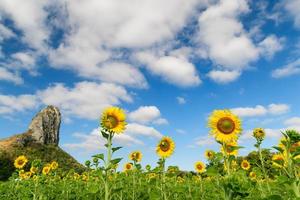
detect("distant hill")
[0,106,85,180]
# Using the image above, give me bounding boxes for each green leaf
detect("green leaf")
[272,146,284,153]
[110,158,122,165]
[92,153,104,161]
[112,146,122,153]
[206,167,218,176]
[101,131,109,139]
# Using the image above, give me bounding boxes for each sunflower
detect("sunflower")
[30,166,38,174]
[241,160,250,170]
[249,171,256,180]
[156,137,175,158]
[101,107,126,133]
[50,161,59,170]
[272,154,285,168]
[124,163,133,171]
[205,150,215,160]
[208,110,242,143]
[42,166,51,175]
[194,161,206,173]
[129,151,143,162]
[221,141,238,156]
[253,128,265,140]
[14,155,28,169]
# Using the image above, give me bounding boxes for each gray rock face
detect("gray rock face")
[28,105,61,145]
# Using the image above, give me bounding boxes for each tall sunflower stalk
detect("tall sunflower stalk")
[208,110,242,176]
[252,128,271,194]
[156,136,175,200]
[98,107,127,200]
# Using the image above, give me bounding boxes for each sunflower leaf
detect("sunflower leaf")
[112,147,122,153]
[101,131,109,139]
[92,154,105,161]
[110,158,122,165]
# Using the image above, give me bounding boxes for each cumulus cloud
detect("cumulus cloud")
[128,106,168,125]
[63,128,143,152]
[231,104,290,117]
[0,0,50,50]
[285,0,300,28]
[0,67,23,84]
[0,94,38,114]
[271,59,300,78]
[258,35,284,59]
[0,23,15,42]
[135,52,201,87]
[37,81,132,120]
[207,70,241,84]
[284,117,300,130]
[197,0,259,69]
[126,123,163,138]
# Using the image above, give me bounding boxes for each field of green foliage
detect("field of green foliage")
[0,107,300,200]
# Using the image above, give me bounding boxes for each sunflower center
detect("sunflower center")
[105,115,118,129]
[243,163,248,168]
[160,140,170,152]
[217,117,235,134]
[18,160,24,165]
[197,164,203,170]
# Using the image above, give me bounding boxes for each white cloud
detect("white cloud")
[207,70,241,84]
[37,81,132,120]
[135,52,201,87]
[271,59,300,78]
[194,135,215,146]
[231,103,290,117]
[128,106,168,125]
[231,105,267,117]
[153,118,169,125]
[63,128,143,152]
[284,117,300,126]
[126,123,163,138]
[0,67,23,84]
[285,0,300,28]
[0,94,38,114]
[197,0,259,69]
[0,23,15,41]
[176,97,186,104]
[0,0,50,50]
[268,104,290,115]
[258,35,284,59]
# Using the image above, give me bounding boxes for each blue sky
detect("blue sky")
[0,0,300,171]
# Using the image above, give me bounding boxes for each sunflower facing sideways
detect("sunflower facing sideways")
[14,155,28,169]
[129,151,143,162]
[205,150,215,160]
[221,141,238,157]
[156,136,175,158]
[101,107,126,133]
[194,161,206,173]
[208,110,242,143]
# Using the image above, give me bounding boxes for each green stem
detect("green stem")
[105,132,113,200]
[258,145,271,193]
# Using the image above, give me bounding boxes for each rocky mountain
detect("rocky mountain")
[0,106,85,180]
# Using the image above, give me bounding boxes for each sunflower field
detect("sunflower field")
[1,107,300,200]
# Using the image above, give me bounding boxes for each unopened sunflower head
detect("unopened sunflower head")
[208,110,242,144]
[101,107,127,134]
